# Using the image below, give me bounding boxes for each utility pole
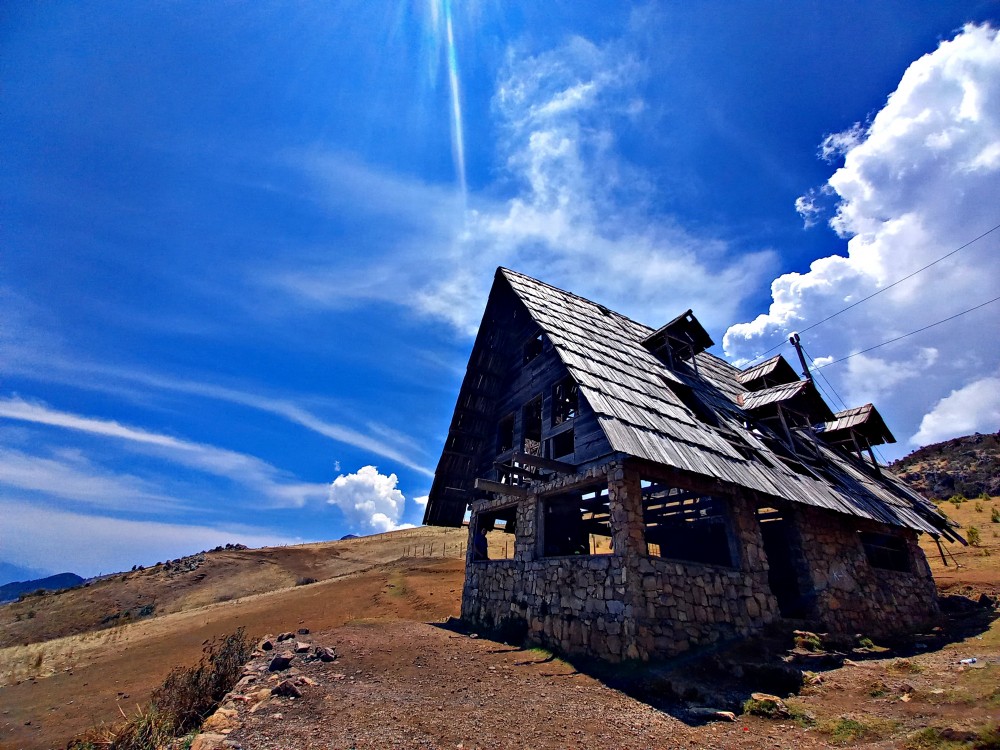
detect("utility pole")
[789,332,812,380]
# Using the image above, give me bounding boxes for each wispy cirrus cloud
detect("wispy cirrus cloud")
[0,346,434,477]
[0,446,185,513]
[0,396,329,507]
[261,30,777,337]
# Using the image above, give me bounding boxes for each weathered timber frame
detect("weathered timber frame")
[427,268,958,662]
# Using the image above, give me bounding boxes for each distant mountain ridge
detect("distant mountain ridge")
[0,573,85,603]
[889,431,1000,499]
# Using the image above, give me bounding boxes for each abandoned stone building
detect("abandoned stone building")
[423,268,959,662]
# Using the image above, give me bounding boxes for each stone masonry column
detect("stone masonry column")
[608,458,647,660]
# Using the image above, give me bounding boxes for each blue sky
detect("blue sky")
[2,2,999,581]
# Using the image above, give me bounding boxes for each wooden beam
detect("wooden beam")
[494,463,543,480]
[511,451,575,474]
[474,478,528,499]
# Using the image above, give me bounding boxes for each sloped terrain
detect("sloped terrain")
[0,529,466,750]
[0,526,469,650]
[0,574,85,604]
[890,431,1000,499]
[1,520,998,750]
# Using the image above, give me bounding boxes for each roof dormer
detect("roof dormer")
[640,310,713,369]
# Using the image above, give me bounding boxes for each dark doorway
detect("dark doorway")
[757,508,811,619]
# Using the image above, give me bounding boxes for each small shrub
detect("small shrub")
[868,679,890,698]
[991,507,1000,523]
[977,723,1000,748]
[903,727,968,750]
[295,577,318,586]
[889,658,922,674]
[743,695,790,718]
[794,632,823,651]
[153,627,254,735]
[976,501,985,512]
[858,636,875,649]
[968,526,982,547]
[26,610,36,619]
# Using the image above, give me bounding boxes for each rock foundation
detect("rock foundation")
[462,457,940,661]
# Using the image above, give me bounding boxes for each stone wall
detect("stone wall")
[794,506,940,636]
[462,458,779,661]
[462,457,940,661]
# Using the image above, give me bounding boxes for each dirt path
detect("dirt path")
[225,620,835,750]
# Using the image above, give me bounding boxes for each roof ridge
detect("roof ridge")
[498,267,655,334]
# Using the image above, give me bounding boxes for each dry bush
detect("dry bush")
[153,627,254,735]
[66,628,254,750]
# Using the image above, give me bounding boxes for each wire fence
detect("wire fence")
[401,541,468,558]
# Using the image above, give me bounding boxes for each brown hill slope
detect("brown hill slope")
[0,526,470,650]
[0,526,474,750]
[889,431,1000,499]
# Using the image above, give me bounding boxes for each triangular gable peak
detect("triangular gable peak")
[424,270,611,526]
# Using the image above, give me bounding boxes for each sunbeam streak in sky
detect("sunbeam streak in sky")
[441,0,468,198]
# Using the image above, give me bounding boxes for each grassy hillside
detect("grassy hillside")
[0,525,471,650]
[890,431,1000,499]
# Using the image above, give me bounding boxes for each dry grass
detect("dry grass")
[65,629,252,750]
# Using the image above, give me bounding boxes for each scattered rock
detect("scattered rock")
[257,637,274,651]
[296,676,319,687]
[268,653,294,671]
[277,632,295,642]
[315,646,337,662]
[190,733,229,750]
[271,679,303,698]
[201,707,239,733]
[297,627,310,635]
[294,641,311,653]
[689,707,736,722]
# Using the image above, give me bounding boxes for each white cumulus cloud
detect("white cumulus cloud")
[327,465,409,533]
[725,24,1000,456]
[912,376,1000,446]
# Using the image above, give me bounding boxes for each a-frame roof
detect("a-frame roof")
[424,268,955,540]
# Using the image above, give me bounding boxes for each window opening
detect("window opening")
[552,377,578,426]
[473,506,518,562]
[757,506,811,618]
[523,332,544,364]
[860,531,910,572]
[641,480,734,567]
[497,413,515,454]
[548,427,574,459]
[541,484,612,557]
[522,397,542,456]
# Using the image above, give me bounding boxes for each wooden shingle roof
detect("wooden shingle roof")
[426,268,955,540]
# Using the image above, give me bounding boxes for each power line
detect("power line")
[812,294,1000,371]
[802,343,847,412]
[743,221,1000,366]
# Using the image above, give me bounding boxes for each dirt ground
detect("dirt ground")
[1,508,998,750]
[0,556,465,750]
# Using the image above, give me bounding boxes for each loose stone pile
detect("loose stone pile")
[186,627,341,750]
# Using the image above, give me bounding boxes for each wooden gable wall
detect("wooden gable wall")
[424,274,611,526]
